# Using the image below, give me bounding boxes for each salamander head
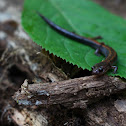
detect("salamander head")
[91,62,110,75]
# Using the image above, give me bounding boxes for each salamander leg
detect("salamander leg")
[95,42,104,56]
[95,48,101,56]
[111,66,118,74]
[92,36,103,40]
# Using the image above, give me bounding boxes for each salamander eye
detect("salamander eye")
[99,67,103,72]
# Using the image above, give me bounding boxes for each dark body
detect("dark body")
[37,12,117,75]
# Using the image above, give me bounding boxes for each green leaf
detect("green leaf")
[22,0,126,78]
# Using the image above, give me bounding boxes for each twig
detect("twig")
[13,75,126,108]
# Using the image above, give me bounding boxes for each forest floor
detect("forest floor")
[0,0,126,126]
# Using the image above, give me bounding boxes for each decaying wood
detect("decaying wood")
[2,0,126,125]
[13,75,126,108]
[86,98,126,126]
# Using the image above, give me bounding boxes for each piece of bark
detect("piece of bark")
[13,75,126,109]
[1,106,48,126]
[86,98,126,126]
[0,20,18,35]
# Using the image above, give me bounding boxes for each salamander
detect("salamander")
[37,12,118,75]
